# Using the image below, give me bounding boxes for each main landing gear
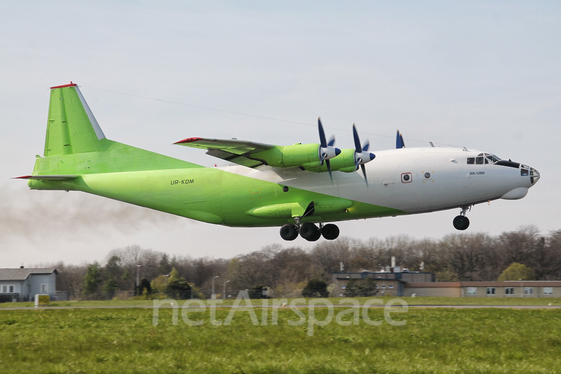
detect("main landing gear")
[453,205,471,231]
[280,220,340,242]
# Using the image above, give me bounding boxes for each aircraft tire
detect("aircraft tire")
[280,224,298,241]
[321,224,340,240]
[300,222,321,241]
[453,215,470,230]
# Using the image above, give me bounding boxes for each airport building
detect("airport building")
[0,267,58,302]
[332,268,561,298]
[404,281,561,298]
[332,267,435,297]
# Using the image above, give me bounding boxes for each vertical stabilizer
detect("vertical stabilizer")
[29,82,201,178]
[45,83,106,156]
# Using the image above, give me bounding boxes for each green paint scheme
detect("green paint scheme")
[314,148,357,173]
[180,140,358,173]
[27,85,406,228]
[249,143,354,172]
[252,143,320,168]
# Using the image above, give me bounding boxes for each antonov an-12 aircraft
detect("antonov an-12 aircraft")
[18,83,540,241]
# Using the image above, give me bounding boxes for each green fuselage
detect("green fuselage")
[29,147,403,227]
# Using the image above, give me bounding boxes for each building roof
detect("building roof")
[461,281,561,287]
[0,268,58,281]
[405,282,459,288]
[406,281,561,288]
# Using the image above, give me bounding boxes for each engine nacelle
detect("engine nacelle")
[302,149,357,173]
[252,143,322,168]
[252,145,371,174]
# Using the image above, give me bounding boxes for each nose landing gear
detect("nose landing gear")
[453,205,471,231]
[279,219,340,241]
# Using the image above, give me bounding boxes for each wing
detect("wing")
[175,125,375,176]
[174,137,275,168]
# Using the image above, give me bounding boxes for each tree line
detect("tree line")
[47,226,561,300]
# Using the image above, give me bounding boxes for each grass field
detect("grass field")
[1,295,560,309]
[1,299,561,373]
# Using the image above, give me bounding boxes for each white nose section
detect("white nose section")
[530,167,540,186]
[501,187,529,200]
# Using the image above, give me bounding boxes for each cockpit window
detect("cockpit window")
[484,153,501,164]
[467,153,502,165]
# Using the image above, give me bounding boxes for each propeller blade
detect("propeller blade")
[396,130,406,149]
[318,118,327,148]
[360,164,368,186]
[362,140,370,152]
[352,124,362,153]
[326,159,333,182]
[318,118,340,172]
[352,123,374,186]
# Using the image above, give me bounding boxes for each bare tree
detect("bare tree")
[37,226,561,298]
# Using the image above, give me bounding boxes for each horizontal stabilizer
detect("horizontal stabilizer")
[14,175,78,181]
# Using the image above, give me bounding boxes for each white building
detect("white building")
[0,267,58,302]
[404,281,561,298]
[333,269,561,298]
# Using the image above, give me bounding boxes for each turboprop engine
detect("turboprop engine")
[252,118,340,172]
[303,123,375,185]
[250,120,375,183]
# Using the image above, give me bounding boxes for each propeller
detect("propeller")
[318,118,341,181]
[352,124,376,185]
[396,130,406,149]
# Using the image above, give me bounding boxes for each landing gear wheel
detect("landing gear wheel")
[453,215,470,231]
[321,224,340,240]
[300,222,321,241]
[280,224,298,241]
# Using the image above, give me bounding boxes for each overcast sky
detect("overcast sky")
[1,1,560,268]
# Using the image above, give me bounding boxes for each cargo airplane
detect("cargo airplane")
[17,83,540,241]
